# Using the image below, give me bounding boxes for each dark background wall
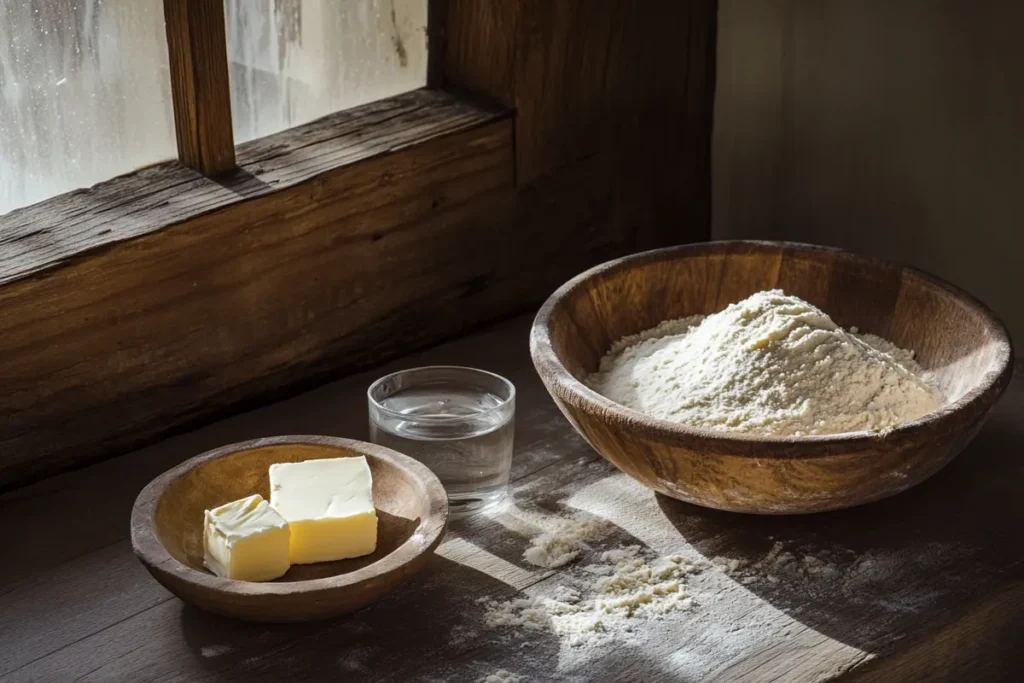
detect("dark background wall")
[713,0,1023,342]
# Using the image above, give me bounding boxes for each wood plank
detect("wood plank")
[514,0,717,193]
[0,541,173,677]
[0,91,500,287]
[163,0,237,175]
[445,0,521,105]
[426,0,450,87]
[1,319,1022,682]
[842,580,1024,683]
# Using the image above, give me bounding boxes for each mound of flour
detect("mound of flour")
[588,290,943,436]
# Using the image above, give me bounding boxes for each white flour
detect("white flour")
[711,538,966,616]
[483,545,704,648]
[714,541,847,584]
[522,518,608,569]
[589,290,944,436]
[478,671,523,683]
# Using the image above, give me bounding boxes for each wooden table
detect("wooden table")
[1,316,1021,683]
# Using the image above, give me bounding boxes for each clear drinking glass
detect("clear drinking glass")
[368,366,515,516]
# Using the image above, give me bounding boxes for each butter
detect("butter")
[203,494,291,582]
[269,456,378,564]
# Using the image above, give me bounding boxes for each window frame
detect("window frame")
[0,0,716,489]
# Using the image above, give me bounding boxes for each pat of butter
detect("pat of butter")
[203,494,291,582]
[269,456,378,564]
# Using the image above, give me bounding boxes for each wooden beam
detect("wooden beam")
[163,0,237,175]
[445,0,520,105]
[513,0,716,187]
[0,91,499,287]
[426,0,450,87]
[445,0,717,240]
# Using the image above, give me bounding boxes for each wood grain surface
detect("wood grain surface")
[132,436,448,622]
[445,0,717,193]
[0,1,716,488]
[163,0,237,175]
[445,0,520,105]
[0,316,1021,683]
[531,241,1014,514]
[0,90,500,287]
[512,0,716,190]
[0,91,514,489]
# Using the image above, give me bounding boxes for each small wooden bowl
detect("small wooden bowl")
[531,241,1014,514]
[131,436,448,621]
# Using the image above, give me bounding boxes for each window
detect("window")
[225,0,428,143]
[0,0,176,215]
[0,0,712,492]
[0,0,428,216]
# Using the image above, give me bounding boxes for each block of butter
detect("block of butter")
[203,494,291,582]
[269,456,378,564]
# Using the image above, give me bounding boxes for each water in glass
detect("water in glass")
[370,384,514,515]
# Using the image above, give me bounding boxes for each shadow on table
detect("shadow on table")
[178,554,562,682]
[654,413,1024,655]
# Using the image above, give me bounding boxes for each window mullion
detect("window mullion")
[163,0,237,176]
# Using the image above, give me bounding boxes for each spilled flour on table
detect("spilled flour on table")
[447,624,479,647]
[712,537,972,615]
[478,670,523,683]
[522,518,609,569]
[714,541,847,585]
[483,545,705,648]
[471,510,974,682]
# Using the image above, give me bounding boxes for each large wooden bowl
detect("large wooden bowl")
[131,436,448,621]
[530,241,1013,514]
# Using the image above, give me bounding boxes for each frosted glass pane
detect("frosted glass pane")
[0,0,176,216]
[225,0,428,143]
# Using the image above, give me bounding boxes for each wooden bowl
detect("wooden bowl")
[530,241,1014,514]
[131,436,448,621]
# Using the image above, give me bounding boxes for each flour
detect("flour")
[483,545,703,648]
[522,518,609,568]
[478,670,523,683]
[715,541,847,583]
[712,538,970,619]
[589,290,944,436]
[447,624,478,646]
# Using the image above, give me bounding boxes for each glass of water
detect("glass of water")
[367,366,516,516]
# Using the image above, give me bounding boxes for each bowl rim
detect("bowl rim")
[530,240,1015,457]
[130,435,449,597]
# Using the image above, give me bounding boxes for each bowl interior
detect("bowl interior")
[549,243,1009,406]
[154,443,424,582]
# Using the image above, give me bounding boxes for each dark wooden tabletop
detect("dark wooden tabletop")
[1,316,1021,683]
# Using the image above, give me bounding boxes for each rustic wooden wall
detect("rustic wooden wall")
[713,0,1023,342]
[0,0,716,487]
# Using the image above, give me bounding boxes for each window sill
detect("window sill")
[0,88,515,487]
[0,89,509,286]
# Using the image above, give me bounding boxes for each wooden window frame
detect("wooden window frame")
[163,0,237,176]
[0,0,717,488]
